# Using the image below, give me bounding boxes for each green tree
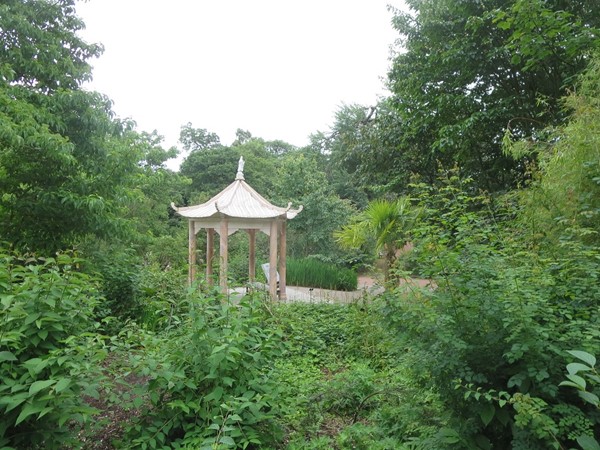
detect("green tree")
[382,56,600,447]
[179,122,221,153]
[274,150,356,260]
[0,0,172,253]
[0,0,102,90]
[512,51,600,247]
[366,0,600,192]
[334,197,415,281]
[319,104,401,199]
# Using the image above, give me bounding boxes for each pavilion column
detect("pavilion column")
[219,218,229,293]
[269,220,278,300]
[278,220,287,301]
[188,220,196,286]
[248,229,256,283]
[206,228,214,286]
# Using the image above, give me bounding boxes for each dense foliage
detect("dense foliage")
[335,197,416,282]
[386,173,600,448]
[2,0,600,448]
[0,250,106,448]
[323,0,600,194]
[118,293,285,449]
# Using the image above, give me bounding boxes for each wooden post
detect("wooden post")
[269,220,278,300]
[188,221,196,286]
[278,220,287,301]
[248,229,256,283]
[219,218,228,293]
[206,228,214,286]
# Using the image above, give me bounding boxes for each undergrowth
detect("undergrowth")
[268,301,446,449]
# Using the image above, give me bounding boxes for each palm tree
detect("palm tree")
[334,197,415,282]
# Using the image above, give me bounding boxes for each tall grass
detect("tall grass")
[286,258,358,291]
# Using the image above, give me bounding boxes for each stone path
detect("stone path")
[227,275,383,304]
[227,275,434,304]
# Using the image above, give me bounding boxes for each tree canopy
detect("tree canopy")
[323,0,600,195]
[0,0,182,253]
[2,2,600,448]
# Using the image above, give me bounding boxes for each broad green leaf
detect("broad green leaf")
[565,374,587,390]
[37,406,54,419]
[23,313,40,326]
[218,436,235,446]
[0,351,17,362]
[578,391,600,407]
[54,378,71,393]
[204,386,223,402]
[567,362,592,375]
[0,393,28,412]
[567,350,596,367]
[479,403,495,426]
[559,381,583,389]
[1,294,15,308]
[211,344,229,354]
[37,329,48,340]
[15,402,45,425]
[437,428,461,444]
[577,435,600,450]
[29,379,56,396]
[23,358,48,375]
[588,374,600,384]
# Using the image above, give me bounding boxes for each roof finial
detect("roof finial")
[236,156,245,180]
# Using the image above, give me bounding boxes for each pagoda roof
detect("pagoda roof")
[171,157,302,221]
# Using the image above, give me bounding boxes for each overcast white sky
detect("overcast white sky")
[76,0,405,163]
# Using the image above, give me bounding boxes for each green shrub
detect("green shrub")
[272,302,395,366]
[95,249,142,325]
[286,258,358,291]
[382,175,600,448]
[0,250,106,449]
[319,363,378,417]
[121,292,285,449]
[337,423,405,450]
[137,263,188,331]
[268,301,445,447]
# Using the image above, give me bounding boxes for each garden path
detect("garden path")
[228,275,434,304]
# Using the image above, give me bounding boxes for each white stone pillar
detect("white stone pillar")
[188,221,196,286]
[220,219,228,293]
[269,220,278,300]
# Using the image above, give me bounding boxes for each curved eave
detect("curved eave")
[171,179,303,220]
[286,205,303,219]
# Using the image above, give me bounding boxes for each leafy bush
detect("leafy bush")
[269,302,445,447]
[0,250,106,448]
[286,257,357,291]
[272,302,394,365]
[121,292,285,449]
[382,174,600,448]
[336,423,404,450]
[95,249,142,325]
[319,363,378,417]
[137,263,188,331]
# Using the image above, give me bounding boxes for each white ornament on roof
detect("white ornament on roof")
[172,156,302,220]
[236,156,245,180]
